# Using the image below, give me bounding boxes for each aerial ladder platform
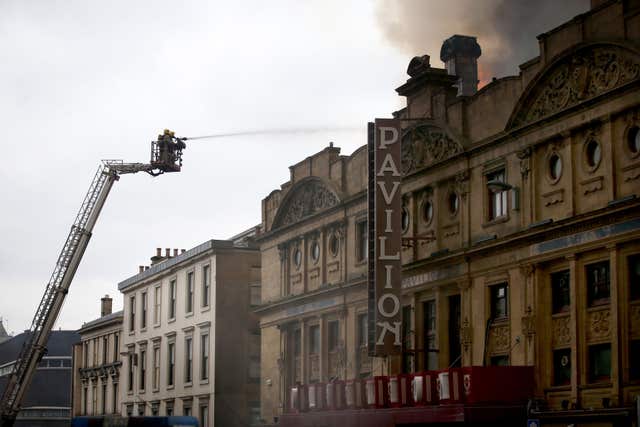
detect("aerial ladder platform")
[0,131,186,427]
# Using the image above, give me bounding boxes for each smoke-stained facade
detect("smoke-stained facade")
[258,0,640,425]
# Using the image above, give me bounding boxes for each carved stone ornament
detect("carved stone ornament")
[521,307,536,338]
[489,323,510,353]
[511,44,640,128]
[460,318,472,352]
[401,124,464,175]
[517,147,532,179]
[273,179,340,229]
[587,309,611,342]
[277,243,289,262]
[552,315,571,347]
[454,170,470,198]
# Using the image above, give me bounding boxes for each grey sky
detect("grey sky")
[0,1,588,333]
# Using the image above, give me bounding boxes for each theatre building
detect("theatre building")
[257,0,640,425]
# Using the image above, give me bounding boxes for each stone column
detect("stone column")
[608,244,621,406]
[567,254,579,405]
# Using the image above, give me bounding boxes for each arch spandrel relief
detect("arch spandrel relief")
[401,123,464,175]
[272,178,340,229]
[508,43,640,129]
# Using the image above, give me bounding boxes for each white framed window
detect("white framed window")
[154,285,161,325]
[201,333,209,381]
[186,272,194,314]
[168,279,177,320]
[202,265,210,308]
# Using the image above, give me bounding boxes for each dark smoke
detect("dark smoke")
[376,0,590,85]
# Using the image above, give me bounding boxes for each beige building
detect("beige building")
[257,0,640,425]
[117,236,261,427]
[72,296,123,417]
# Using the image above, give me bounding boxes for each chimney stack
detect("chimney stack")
[173,248,178,257]
[440,35,481,97]
[101,295,113,317]
[139,265,145,273]
[165,248,171,257]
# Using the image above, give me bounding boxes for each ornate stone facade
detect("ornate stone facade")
[510,44,640,128]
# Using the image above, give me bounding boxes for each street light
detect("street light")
[486,179,520,211]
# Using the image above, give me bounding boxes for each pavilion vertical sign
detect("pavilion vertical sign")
[368,118,402,356]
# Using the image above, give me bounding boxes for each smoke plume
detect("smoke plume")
[376,0,590,86]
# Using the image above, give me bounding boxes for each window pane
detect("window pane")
[309,325,320,354]
[553,349,571,386]
[589,344,611,382]
[551,270,571,314]
[587,261,610,307]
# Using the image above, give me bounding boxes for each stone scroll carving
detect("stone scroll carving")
[510,44,640,128]
[273,179,340,229]
[587,309,611,342]
[552,315,571,347]
[401,124,463,175]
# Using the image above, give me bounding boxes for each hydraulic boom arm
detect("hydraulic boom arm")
[0,132,185,427]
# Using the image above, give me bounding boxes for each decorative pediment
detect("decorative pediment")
[508,43,640,129]
[401,123,464,175]
[272,178,340,229]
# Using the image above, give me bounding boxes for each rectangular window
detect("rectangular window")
[551,270,571,314]
[294,329,301,357]
[129,296,136,332]
[102,336,108,364]
[183,405,192,416]
[139,349,146,391]
[490,355,509,366]
[127,352,134,392]
[200,405,209,427]
[423,300,437,370]
[630,340,640,381]
[167,342,175,386]
[101,383,107,414]
[402,305,413,373]
[84,342,89,368]
[487,169,508,220]
[154,286,161,325]
[587,261,610,307]
[152,347,160,390]
[112,383,118,414]
[202,265,210,308]
[169,280,177,319]
[309,325,320,354]
[250,284,261,306]
[92,385,97,414]
[93,338,98,366]
[491,283,509,320]
[141,292,147,329]
[356,221,367,262]
[248,358,260,381]
[553,348,571,386]
[201,333,209,381]
[186,272,194,313]
[357,314,367,348]
[83,386,88,414]
[185,337,193,383]
[328,320,340,352]
[629,254,640,301]
[589,343,611,382]
[113,334,119,362]
[166,402,174,416]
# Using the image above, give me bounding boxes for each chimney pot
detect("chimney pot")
[139,265,144,273]
[156,247,162,257]
[181,249,186,254]
[173,248,178,257]
[145,266,150,270]
[101,295,113,317]
[440,35,481,96]
[165,248,171,257]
